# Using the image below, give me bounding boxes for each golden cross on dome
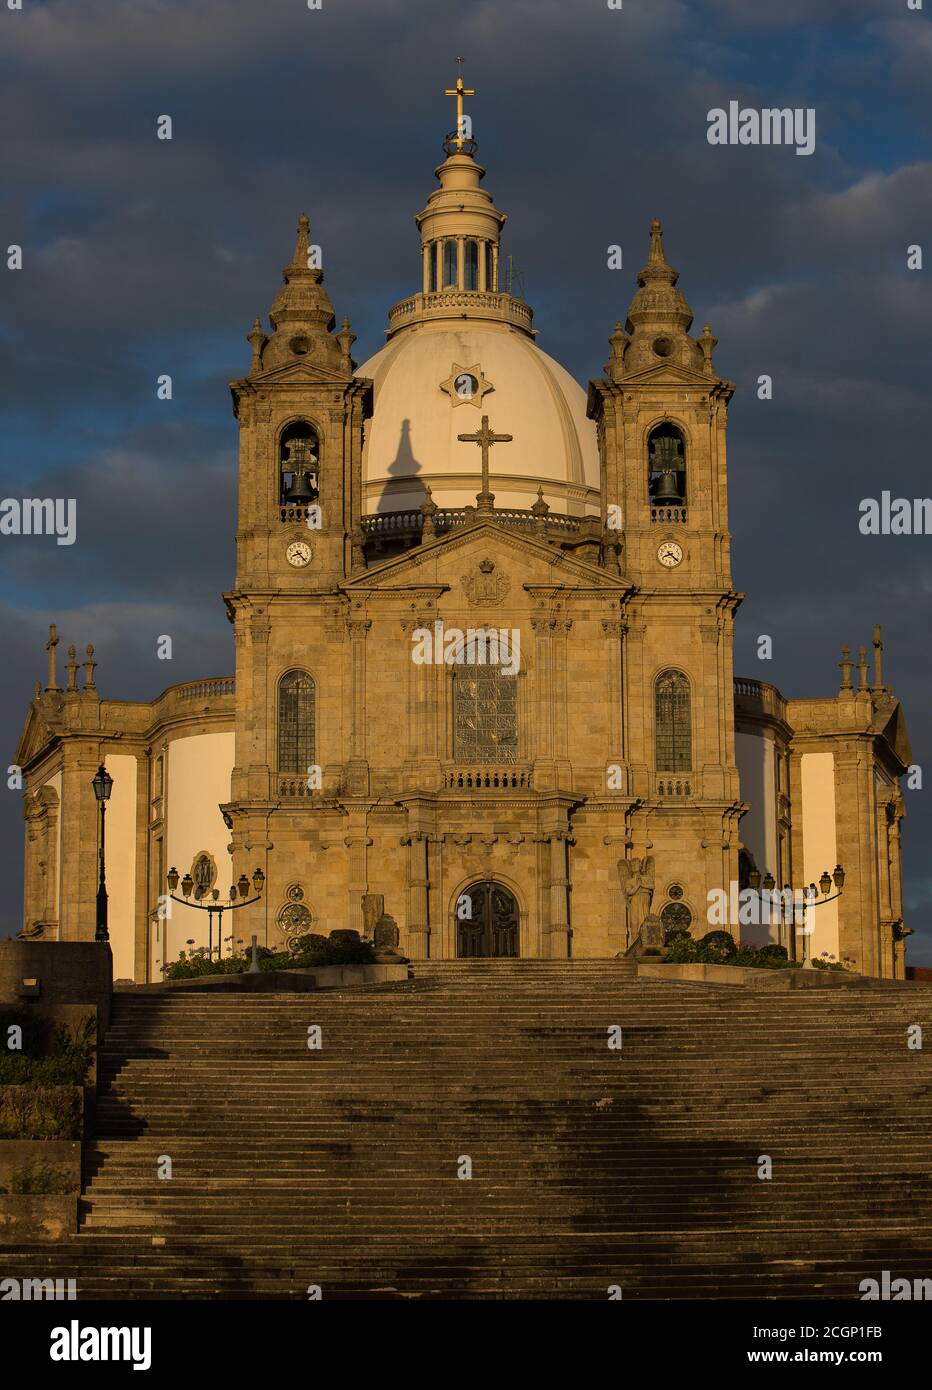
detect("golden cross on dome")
[458,414,512,513]
[444,67,475,149]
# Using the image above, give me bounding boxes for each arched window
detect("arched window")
[453,651,518,764]
[655,670,691,771]
[464,240,479,291]
[278,670,316,773]
[486,243,495,291]
[429,244,439,293]
[279,422,319,506]
[647,423,686,504]
[443,240,458,288]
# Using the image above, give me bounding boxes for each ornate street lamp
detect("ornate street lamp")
[796,866,845,968]
[756,864,845,966]
[91,764,114,943]
[165,865,265,962]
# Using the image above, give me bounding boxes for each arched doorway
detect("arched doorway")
[456,881,520,958]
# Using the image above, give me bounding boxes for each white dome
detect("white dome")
[357,321,601,517]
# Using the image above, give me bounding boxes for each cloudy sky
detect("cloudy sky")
[1,0,930,959]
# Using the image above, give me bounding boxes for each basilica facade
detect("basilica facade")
[15,99,912,981]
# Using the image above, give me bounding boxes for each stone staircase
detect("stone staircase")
[4,961,932,1299]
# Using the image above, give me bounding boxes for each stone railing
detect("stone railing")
[651,506,688,524]
[177,678,235,701]
[388,289,534,334]
[280,504,314,524]
[657,777,692,798]
[361,508,585,541]
[734,677,788,724]
[276,776,338,798]
[443,766,533,791]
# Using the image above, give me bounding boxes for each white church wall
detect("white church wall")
[735,730,778,945]
[800,751,840,963]
[155,732,235,978]
[103,753,138,983]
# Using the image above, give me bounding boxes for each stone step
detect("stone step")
[52,974,932,1297]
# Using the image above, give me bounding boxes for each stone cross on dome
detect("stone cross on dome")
[457,414,513,515]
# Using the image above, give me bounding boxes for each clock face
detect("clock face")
[454,372,479,400]
[286,540,312,568]
[657,541,683,569]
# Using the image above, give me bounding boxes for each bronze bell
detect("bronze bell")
[284,470,316,504]
[654,468,683,502]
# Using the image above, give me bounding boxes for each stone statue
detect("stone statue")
[361,893,384,939]
[372,913,407,964]
[617,855,655,949]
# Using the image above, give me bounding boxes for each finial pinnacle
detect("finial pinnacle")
[45,624,60,692]
[287,214,311,273]
[83,643,97,693]
[872,624,887,692]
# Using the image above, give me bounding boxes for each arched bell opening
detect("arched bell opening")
[647,423,687,505]
[280,422,320,507]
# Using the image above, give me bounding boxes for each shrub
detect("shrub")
[0,1008,50,1057]
[731,947,798,970]
[163,951,247,980]
[665,936,717,964]
[812,952,849,972]
[758,943,789,962]
[699,930,738,960]
[289,933,329,956]
[2,1160,77,1195]
[665,937,801,970]
[163,935,376,980]
[0,1012,95,1087]
[328,930,362,948]
[0,1086,83,1140]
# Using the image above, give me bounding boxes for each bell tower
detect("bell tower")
[224,215,373,823]
[229,215,371,594]
[588,219,744,908]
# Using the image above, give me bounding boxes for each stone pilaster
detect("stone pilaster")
[248,610,271,801]
[344,615,371,795]
[402,831,430,958]
[344,823,372,937]
[601,618,628,794]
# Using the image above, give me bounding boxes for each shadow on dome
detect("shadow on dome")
[386,418,428,504]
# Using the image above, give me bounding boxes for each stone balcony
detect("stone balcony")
[361,507,601,559]
[387,289,534,337]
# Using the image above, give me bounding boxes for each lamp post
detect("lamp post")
[749,864,845,966]
[92,764,114,943]
[165,866,265,963]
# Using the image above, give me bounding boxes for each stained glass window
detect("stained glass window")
[453,661,518,764]
[278,671,315,773]
[660,901,692,933]
[655,670,691,771]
